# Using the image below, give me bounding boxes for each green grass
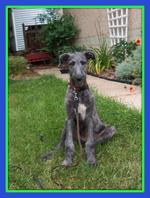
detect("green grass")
[8,75,142,190]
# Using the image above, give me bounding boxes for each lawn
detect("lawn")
[8,75,142,190]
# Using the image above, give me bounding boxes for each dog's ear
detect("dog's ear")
[84,51,95,60]
[59,53,71,65]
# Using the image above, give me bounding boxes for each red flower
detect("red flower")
[135,38,141,45]
[130,86,135,93]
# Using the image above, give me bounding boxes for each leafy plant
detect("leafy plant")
[37,11,79,60]
[88,40,114,75]
[115,46,142,81]
[36,9,61,23]
[112,40,138,63]
[9,56,27,75]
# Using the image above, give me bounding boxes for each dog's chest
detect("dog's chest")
[78,103,87,120]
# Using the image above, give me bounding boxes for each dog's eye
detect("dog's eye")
[69,61,75,66]
[80,61,86,65]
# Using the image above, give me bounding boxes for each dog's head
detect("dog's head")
[59,51,95,87]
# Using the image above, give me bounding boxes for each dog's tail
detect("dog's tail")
[94,125,116,145]
[40,143,62,161]
[40,126,66,161]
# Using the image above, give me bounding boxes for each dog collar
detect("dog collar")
[68,79,89,92]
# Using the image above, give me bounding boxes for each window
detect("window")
[107,9,128,46]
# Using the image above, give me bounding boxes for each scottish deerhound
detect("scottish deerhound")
[42,51,116,166]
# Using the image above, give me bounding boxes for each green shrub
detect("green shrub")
[38,12,79,60]
[9,56,27,75]
[88,39,114,75]
[115,46,142,81]
[112,40,138,63]
[37,9,61,23]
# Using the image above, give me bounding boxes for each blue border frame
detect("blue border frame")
[0,0,150,198]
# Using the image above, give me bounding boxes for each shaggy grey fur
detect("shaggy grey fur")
[41,51,116,164]
[58,51,116,166]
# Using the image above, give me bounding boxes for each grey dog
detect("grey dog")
[42,51,116,166]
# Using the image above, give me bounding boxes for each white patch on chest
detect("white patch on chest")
[78,103,87,120]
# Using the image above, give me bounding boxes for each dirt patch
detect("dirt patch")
[9,69,40,80]
[88,68,116,80]
[100,68,117,80]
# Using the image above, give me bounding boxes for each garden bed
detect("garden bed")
[58,67,140,85]
[87,69,134,85]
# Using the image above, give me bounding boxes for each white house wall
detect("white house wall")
[12,8,48,51]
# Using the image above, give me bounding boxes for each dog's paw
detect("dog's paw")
[106,125,116,137]
[87,157,96,165]
[62,159,72,167]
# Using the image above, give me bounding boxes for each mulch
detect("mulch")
[87,68,134,85]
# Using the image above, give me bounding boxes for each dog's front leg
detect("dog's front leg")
[62,119,75,166]
[85,118,96,165]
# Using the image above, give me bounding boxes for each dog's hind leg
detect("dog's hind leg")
[94,125,116,145]
[40,122,67,161]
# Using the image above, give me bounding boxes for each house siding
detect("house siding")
[63,8,110,48]
[63,8,142,47]
[12,8,47,51]
[128,9,142,41]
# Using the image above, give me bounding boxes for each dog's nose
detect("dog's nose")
[76,77,82,81]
